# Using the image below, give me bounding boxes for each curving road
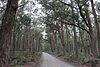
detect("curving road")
[39,52,76,67]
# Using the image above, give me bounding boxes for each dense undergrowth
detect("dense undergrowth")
[10,51,41,67]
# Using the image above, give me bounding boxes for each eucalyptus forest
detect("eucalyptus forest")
[0,0,100,67]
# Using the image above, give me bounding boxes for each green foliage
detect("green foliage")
[43,42,51,53]
[96,1,100,14]
[78,52,90,61]
[10,51,41,66]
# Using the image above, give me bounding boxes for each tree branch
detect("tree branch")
[60,20,90,34]
[17,1,28,8]
[60,1,78,9]
[80,0,88,8]
[76,1,90,29]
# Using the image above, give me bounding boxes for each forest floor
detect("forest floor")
[12,62,36,67]
[21,62,37,67]
[56,55,100,67]
[63,59,100,67]
[12,52,100,67]
[10,51,41,67]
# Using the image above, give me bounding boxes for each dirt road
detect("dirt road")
[39,52,76,67]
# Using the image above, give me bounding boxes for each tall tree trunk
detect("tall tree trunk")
[85,5,97,57]
[71,0,78,58]
[11,25,16,58]
[50,26,55,52]
[90,0,100,55]
[0,0,19,67]
[58,22,66,55]
[73,24,78,57]
[61,22,65,48]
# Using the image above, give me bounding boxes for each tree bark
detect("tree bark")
[90,0,100,55]
[0,0,19,67]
